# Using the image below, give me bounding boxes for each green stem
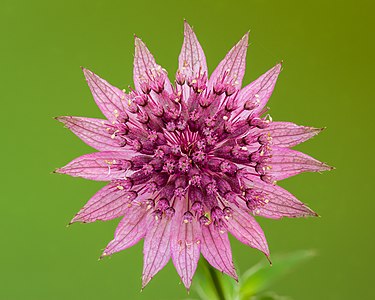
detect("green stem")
[206,261,226,300]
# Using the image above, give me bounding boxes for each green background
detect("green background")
[1,0,373,299]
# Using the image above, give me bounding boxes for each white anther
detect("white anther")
[223,115,229,121]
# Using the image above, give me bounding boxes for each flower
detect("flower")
[55,21,332,289]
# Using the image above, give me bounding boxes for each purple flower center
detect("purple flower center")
[98,70,279,226]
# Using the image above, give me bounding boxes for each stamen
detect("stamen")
[199,215,210,226]
[157,198,170,211]
[223,207,233,220]
[191,201,203,215]
[183,211,194,223]
[165,207,175,218]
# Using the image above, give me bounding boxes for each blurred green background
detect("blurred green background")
[1,0,373,299]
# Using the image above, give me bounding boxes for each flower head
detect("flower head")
[56,21,332,289]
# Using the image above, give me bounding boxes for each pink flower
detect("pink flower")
[56,21,332,289]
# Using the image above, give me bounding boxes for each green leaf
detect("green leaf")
[249,291,291,300]
[239,250,316,300]
[191,259,238,300]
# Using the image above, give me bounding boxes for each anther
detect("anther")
[137,111,149,124]
[166,122,176,132]
[153,209,163,221]
[199,215,210,226]
[191,201,203,215]
[183,211,194,224]
[176,70,186,85]
[244,99,260,110]
[157,198,170,211]
[142,164,154,175]
[145,182,158,193]
[223,207,233,220]
[192,151,206,163]
[225,84,236,96]
[213,83,225,95]
[140,81,151,94]
[176,120,187,131]
[165,207,175,218]
[174,187,185,198]
[258,134,272,145]
[248,117,270,129]
[144,199,155,210]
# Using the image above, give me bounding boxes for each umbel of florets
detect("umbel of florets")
[56,21,332,289]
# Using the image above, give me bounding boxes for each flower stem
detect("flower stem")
[205,261,226,300]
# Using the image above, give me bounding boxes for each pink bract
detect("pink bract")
[56,21,332,289]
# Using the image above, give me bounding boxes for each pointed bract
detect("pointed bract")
[82,68,126,122]
[236,63,281,115]
[179,21,207,81]
[201,224,237,280]
[226,203,269,256]
[56,116,120,151]
[55,151,136,181]
[268,147,333,180]
[102,204,148,256]
[242,175,318,219]
[208,32,249,90]
[133,37,172,94]
[256,122,324,147]
[71,183,138,223]
[142,214,172,288]
[170,196,201,289]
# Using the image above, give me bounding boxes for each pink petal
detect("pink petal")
[142,214,172,288]
[268,147,333,180]
[102,203,149,256]
[256,122,324,147]
[133,37,172,93]
[170,198,201,289]
[82,68,126,122]
[208,32,249,89]
[242,175,317,219]
[56,116,120,151]
[178,20,207,81]
[200,224,237,280]
[55,151,136,181]
[71,183,137,223]
[237,63,282,115]
[226,204,269,256]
